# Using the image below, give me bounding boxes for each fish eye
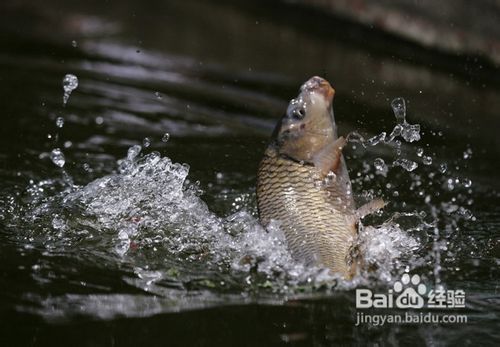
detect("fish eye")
[292,108,306,119]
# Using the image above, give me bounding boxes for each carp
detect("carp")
[256,76,384,278]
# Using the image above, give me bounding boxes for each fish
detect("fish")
[256,76,384,278]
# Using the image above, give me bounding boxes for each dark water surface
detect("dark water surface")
[0,0,499,346]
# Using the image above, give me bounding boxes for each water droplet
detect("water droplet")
[52,215,66,230]
[458,207,473,220]
[447,178,455,190]
[62,74,78,106]
[143,137,151,148]
[374,158,385,169]
[463,148,473,159]
[64,141,72,148]
[346,131,365,145]
[391,97,406,123]
[401,123,421,142]
[462,178,472,188]
[56,117,64,128]
[422,156,432,165]
[374,158,388,176]
[127,145,142,161]
[439,163,447,173]
[50,148,65,168]
[387,124,402,142]
[95,116,104,125]
[393,158,418,172]
[366,132,386,146]
[162,133,170,143]
[323,171,337,185]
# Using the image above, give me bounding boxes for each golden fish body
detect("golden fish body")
[257,147,357,276]
[256,76,384,278]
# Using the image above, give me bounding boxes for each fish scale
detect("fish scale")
[257,148,357,276]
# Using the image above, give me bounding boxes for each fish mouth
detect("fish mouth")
[300,76,335,104]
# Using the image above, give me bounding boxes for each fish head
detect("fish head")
[272,76,337,162]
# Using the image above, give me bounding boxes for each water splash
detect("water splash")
[50,148,66,168]
[53,149,303,285]
[390,97,406,123]
[393,158,418,172]
[10,143,425,301]
[366,132,386,146]
[390,97,421,143]
[348,97,420,151]
[62,74,79,106]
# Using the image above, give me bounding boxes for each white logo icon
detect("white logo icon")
[393,273,426,309]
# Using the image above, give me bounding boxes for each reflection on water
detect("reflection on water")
[0,0,499,345]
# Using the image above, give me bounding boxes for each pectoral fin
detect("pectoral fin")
[356,198,387,219]
[312,136,346,177]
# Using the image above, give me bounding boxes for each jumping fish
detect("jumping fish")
[256,76,384,278]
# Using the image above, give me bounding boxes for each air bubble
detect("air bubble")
[162,133,170,143]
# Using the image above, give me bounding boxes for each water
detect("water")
[0,1,499,345]
[49,148,66,168]
[62,74,79,106]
